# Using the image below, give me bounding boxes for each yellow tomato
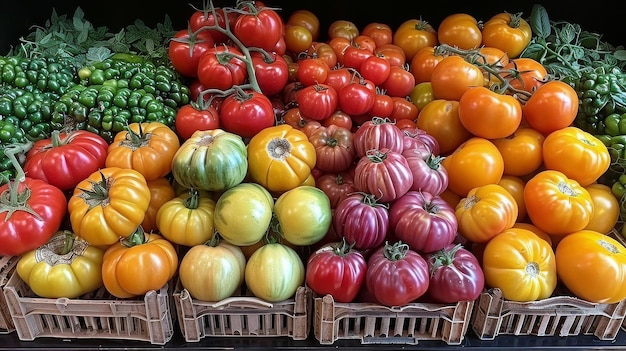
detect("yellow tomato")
[584,183,620,234]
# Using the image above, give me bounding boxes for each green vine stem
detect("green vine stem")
[0,142,37,221]
[382,240,410,261]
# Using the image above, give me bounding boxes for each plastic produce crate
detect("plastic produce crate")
[313,293,474,345]
[472,229,626,341]
[3,270,175,345]
[173,281,310,342]
[0,256,18,334]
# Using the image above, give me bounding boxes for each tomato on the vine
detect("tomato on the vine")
[430,55,484,101]
[233,6,283,52]
[197,45,248,90]
[250,51,289,97]
[168,28,214,78]
[174,104,220,141]
[219,89,276,138]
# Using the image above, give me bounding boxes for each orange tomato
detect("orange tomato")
[142,177,176,234]
[458,86,522,139]
[328,37,351,65]
[523,80,579,135]
[482,227,557,301]
[286,9,320,42]
[430,55,484,101]
[492,127,545,177]
[456,183,518,243]
[584,183,620,234]
[512,222,552,247]
[437,13,482,50]
[374,43,407,67]
[409,46,443,84]
[416,99,472,155]
[392,19,438,60]
[498,175,528,222]
[476,46,510,88]
[542,126,611,186]
[441,137,504,197]
[523,170,594,236]
[481,12,532,58]
[501,57,548,93]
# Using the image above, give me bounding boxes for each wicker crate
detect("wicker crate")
[3,270,175,345]
[0,256,18,334]
[471,287,626,340]
[173,281,310,342]
[313,294,474,345]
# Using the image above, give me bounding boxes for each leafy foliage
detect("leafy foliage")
[8,7,175,68]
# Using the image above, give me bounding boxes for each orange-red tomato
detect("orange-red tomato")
[523,170,594,236]
[437,13,482,50]
[430,55,484,101]
[416,99,472,155]
[542,126,610,186]
[441,137,505,197]
[374,43,407,67]
[304,42,338,69]
[392,19,438,60]
[456,183,519,243]
[523,80,579,135]
[389,96,419,122]
[458,86,522,139]
[481,12,532,58]
[501,57,548,93]
[498,175,528,223]
[492,127,545,177]
[361,22,393,47]
[142,177,176,234]
[583,183,620,234]
[409,46,443,84]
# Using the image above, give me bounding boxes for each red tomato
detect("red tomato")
[426,244,485,303]
[296,83,339,121]
[304,42,338,69]
[168,28,214,78]
[324,67,353,95]
[197,45,248,90]
[389,96,419,122]
[380,65,416,97]
[374,44,407,68]
[174,104,220,141]
[353,148,413,203]
[333,192,389,251]
[315,171,357,209]
[233,7,283,52]
[361,22,393,47]
[322,110,353,130]
[367,92,394,118]
[366,241,430,306]
[306,239,367,303]
[23,130,109,191]
[343,43,374,71]
[219,90,275,138]
[250,51,289,97]
[307,124,356,173]
[360,55,391,86]
[389,191,457,253]
[338,81,376,116]
[189,7,236,44]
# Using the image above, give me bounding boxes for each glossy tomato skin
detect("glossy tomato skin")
[426,244,485,303]
[197,45,248,90]
[524,170,594,236]
[584,183,620,234]
[286,9,320,42]
[189,7,235,44]
[430,55,484,101]
[380,66,416,98]
[441,137,504,197]
[389,191,457,253]
[416,100,472,155]
[338,81,376,116]
[233,7,283,52]
[307,124,356,173]
[168,28,214,78]
[245,242,305,302]
[482,228,557,302]
[24,130,108,191]
[353,148,413,203]
[393,19,438,61]
[219,90,275,139]
[174,104,220,141]
[556,230,626,303]
[437,13,482,50]
[366,241,430,306]
[0,177,67,256]
[481,12,532,58]
[315,172,357,208]
[361,22,393,47]
[491,127,544,177]
[523,80,578,135]
[296,83,338,121]
[333,192,389,251]
[306,240,367,303]
[274,185,332,246]
[353,117,405,158]
[402,149,448,195]
[250,51,289,97]
[458,86,522,139]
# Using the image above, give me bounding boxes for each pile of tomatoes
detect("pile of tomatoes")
[4,0,626,308]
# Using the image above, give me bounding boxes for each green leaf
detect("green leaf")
[86,47,113,63]
[530,4,551,39]
[614,50,626,62]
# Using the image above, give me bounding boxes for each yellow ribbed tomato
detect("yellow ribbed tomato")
[68,167,150,247]
[456,183,518,243]
[482,227,557,302]
[156,189,216,246]
[247,124,316,194]
[584,183,620,234]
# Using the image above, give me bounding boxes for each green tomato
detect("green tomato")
[214,182,274,246]
[273,185,332,246]
[244,242,304,302]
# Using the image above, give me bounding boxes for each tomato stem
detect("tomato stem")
[0,142,39,221]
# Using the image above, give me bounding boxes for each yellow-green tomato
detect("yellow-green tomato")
[214,182,275,246]
[17,231,104,298]
[273,185,332,246]
[408,82,434,111]
[156,189,217,246]
[179,236,246,301]
[244,242,304,302]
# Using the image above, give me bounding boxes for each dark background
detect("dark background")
[0,0,624,55]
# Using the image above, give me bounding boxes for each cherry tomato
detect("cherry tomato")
[374,44,407,67]
[381,65,415,97]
